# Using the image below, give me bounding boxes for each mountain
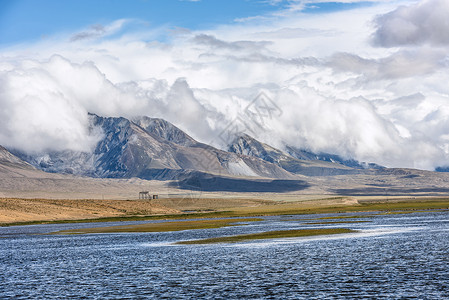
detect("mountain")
[10,114,387,182]
[14,150,97,176]
[285,146,384,170]
[0,145,34,169]
[94,114,295,179]
[0,144,179,199]
[12,114,293,180]
[435,166,449,173]
[229,134,291,164]
[4,140,449,197]
[228,134,357,176]
[133,116,197,147]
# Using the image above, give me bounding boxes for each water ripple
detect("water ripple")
[0,211,448,299]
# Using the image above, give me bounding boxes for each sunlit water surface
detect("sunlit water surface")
[1,211,448,299]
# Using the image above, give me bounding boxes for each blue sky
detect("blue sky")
[0,0,279,46]
[0,0,376,47]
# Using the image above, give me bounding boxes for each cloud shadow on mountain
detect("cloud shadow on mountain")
[170,175,310,193]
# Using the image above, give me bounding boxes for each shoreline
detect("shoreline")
[1,196,448,227]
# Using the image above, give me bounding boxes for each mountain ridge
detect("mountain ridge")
[228,134,359,176]
[5,113,389,182]
[3,141,449,197]
[11,114,296,180]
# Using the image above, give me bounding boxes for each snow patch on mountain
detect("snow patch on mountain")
[226,159,259,177]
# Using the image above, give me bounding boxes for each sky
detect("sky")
[1,0,449,170]
[0,0,284,46]
[0,0,375,46]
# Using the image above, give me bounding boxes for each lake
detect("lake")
[1,211,448,299]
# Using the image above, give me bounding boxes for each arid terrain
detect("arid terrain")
[2,146,449,225]
[2,195,449,226]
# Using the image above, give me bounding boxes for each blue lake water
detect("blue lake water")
[1,211,448,299]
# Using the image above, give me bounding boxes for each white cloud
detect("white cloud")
[328,48,447,80]
[373,0,449,47]
[70,19,128,42]
[0,58,99,153]
[1,0,449,170]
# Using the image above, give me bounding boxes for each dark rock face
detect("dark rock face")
[435,166,449,172]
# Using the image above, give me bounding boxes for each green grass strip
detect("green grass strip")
[176,228,357,245]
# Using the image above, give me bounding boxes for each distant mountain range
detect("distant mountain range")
[4,120,449,196]
[7,113,384,181]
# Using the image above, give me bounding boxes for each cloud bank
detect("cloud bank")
[373,0,449,47]
[1,0,449,170]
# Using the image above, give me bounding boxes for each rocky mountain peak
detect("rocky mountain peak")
[229,134,289,164]
[133,116,197,147]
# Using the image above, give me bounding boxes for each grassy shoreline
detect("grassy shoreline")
[1,198,449,227]
[0,211,231,227]
[176,228,357,245]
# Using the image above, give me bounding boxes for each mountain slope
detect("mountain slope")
[11,114,385,180]
[5,142,449,198]
[11,114,294,180]
[285,146,384,170]
[133,116,197,147]
[133,116,293,178]
[0,145,178,200]
[0,145,34,169]
[96,114,295,179]
[229,134,357,176]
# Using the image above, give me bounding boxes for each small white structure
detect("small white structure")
[139,191,150,199]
